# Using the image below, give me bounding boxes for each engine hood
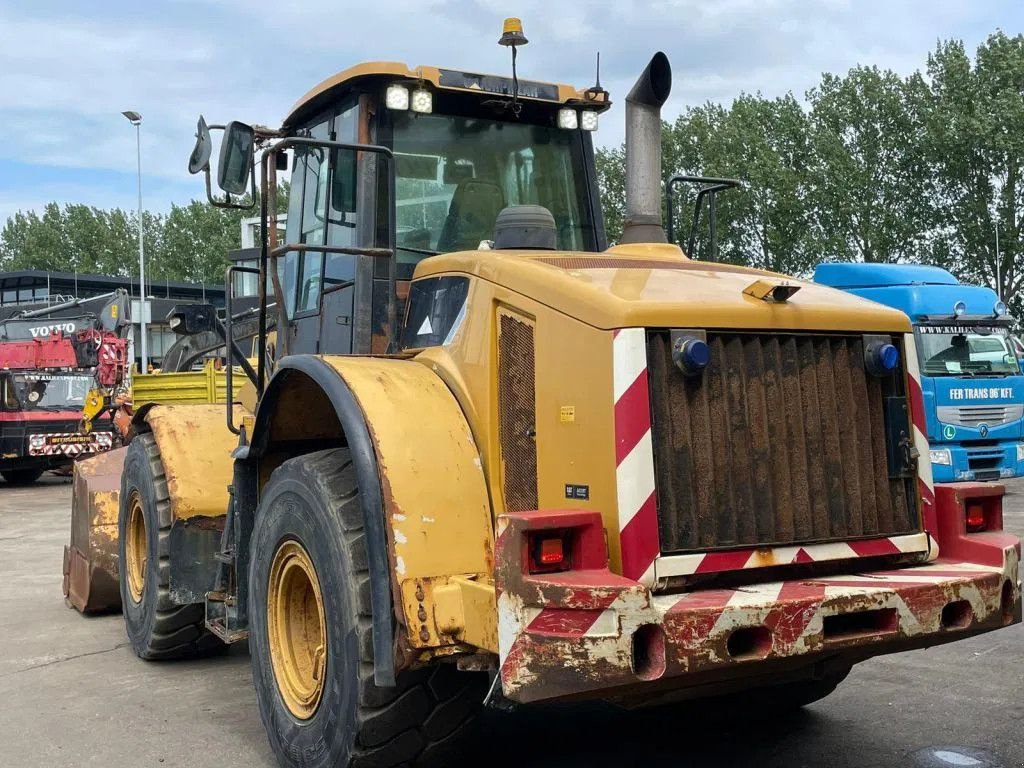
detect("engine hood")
[414,244,913,334]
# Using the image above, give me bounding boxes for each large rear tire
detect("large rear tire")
[2,467,44,485]
[249,448,487,768]
[118,433,223,659]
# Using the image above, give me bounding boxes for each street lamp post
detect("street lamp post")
[995,219,1002,301]
[122,110,147,374]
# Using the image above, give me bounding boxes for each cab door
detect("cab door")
[279,105,361,356]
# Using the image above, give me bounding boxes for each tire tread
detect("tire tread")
[259,448,486,767]
[123,433,221,660]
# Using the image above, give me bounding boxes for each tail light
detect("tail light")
[966,502,987,533]
[529,530,572,574]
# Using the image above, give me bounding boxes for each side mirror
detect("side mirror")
[166,303,218,335]
[217,121,255,196]
[188,116,213,175]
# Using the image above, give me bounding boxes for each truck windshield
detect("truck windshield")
[390,112,595,267]
[11,374,92,410]
[917,326,1021,376]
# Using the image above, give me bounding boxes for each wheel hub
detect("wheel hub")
[267,539,327,720]
[125,491,147,603]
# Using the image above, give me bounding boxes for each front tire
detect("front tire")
[118,433,222,659]
[2,467,44,485]
[249,448,486,768]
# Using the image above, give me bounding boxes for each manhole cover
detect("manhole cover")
[911,747,1002,768]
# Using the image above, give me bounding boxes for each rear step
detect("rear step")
[205,590,249,643]
[204,484,248,643]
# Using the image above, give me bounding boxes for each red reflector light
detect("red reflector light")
[529,531,571,573]
[966,502,986,532]
[538,537,564,565]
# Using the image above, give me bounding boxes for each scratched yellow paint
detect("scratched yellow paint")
[317,357,494,648]
[144,404,248,521]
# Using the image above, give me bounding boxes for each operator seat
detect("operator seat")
[436,179,505,252]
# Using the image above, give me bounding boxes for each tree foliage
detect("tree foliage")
[0,186,288,287]
[596,31,1024,317]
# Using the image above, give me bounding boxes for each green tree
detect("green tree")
[595,144,626,244]
[927,32,1024,316]
[807,66,933,264]
[0,185,289,289]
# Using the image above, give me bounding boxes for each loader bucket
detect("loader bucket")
[62,447,126,613]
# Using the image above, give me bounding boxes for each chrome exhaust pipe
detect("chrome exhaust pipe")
[620,52,672,244]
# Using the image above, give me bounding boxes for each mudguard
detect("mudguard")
[63,404,245,613]
[249,355,495,684]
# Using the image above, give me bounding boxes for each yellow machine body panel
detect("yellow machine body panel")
[311,357,497,651]
[131,361,245,407]
[413,244,915,334]
[286,61,608,128]
[143,404,247,521]
[414,278,621,565]
[410,242,915,578]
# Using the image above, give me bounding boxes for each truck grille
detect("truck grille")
[647,331,918,553]
[936,404,1023,428]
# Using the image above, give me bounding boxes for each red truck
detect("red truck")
[0,293,129,484]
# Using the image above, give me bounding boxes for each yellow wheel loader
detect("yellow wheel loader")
[66,19,1020,768]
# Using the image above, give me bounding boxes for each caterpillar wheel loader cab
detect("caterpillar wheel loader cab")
[69,19,1019,768]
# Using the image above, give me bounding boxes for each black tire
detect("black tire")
[118,432,223,659]
[249,448,487,768]
[2,467,44,485]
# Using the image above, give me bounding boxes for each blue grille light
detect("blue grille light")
[672,336,711,376]
[866,342,899,376]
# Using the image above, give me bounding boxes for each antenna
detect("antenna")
[585,51,609,101]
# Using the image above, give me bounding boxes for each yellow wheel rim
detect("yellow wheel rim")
[125,491,147,603]
[267,540,327,720]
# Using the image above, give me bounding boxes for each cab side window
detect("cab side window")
[281,106,358,318]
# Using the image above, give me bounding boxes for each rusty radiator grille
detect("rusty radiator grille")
[647,332,917,553]
[498,311,538,512]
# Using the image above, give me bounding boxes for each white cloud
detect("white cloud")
[0,0,1016,217]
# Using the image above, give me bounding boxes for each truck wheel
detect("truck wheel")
[249,448,487,768]
[118,433,223,659]
[2,467,44,485]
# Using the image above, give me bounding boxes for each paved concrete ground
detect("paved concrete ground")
[1,475,1022,767]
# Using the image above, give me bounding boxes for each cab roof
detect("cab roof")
[813,263,958,289]
[284,61,609,129]
[813,263,1002,320]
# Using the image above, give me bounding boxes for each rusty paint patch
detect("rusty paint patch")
[496,508,1021,704]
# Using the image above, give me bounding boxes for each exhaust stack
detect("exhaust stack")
[620,52,672,244]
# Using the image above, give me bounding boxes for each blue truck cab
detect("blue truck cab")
[814,263,1023,482]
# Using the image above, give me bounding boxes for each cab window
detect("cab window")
[280,105,358,317]
[390,111,597,277]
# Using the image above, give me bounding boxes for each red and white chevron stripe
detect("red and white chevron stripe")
[904,332,937,511]
[655,531,932,578]
[905,335,937,561]
[613,328,659,585]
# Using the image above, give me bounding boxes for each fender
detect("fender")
[135,403,245,604]
[248,355,495,686]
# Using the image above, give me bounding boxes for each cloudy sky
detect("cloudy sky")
[0,0,1019,225]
